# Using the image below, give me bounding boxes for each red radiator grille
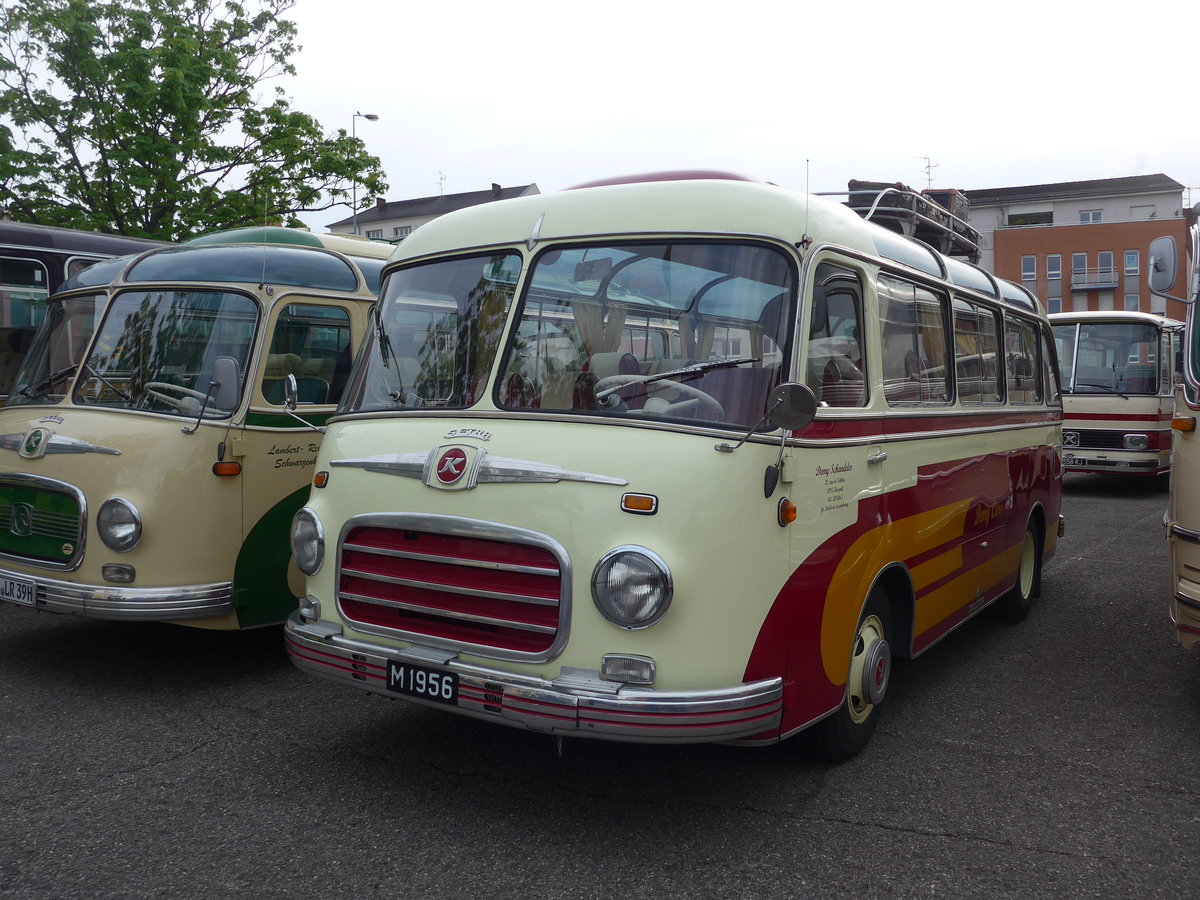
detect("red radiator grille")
[337,526,564,654]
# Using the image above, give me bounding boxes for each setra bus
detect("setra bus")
[1149,207,1200,649]
[0,227,392,629]
[0,221,166,400]
[1050,310,1182,477]
[283,174,1064,760]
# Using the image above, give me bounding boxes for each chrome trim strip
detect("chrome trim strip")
[336,513,572,663]
[342,566,560,607]
[342,540,559,577]
[1175,592,1200,612]
[1168,521,1200,544]
[0,563,233,620]
[339,589,558,634]
[0,432,121,456]
[332,449,628,486]
[286,613,783,744]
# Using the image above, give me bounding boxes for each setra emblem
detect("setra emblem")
[19,427,52,460]
[435,448,469,485]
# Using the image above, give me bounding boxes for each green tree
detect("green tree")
[0,0,387,240]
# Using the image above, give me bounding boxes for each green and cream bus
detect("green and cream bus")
[284,174,1063,760]
[0,227,392,629]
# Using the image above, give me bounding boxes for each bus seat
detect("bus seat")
[300,356,336,384]
[588,352,640,379]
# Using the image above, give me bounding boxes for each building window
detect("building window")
[1079,209,1102,224]
[1047,255,1062,280]
[1124,250,1140,275]
[1021,255,1036,282]
[1124,294,1140,311]
[393,225,412,240]
[1072,253,1087,275]
[1048,298,1062,314]
[1098,251,1114,279]
[365,229,382,240]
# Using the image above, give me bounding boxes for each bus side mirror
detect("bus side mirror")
[1148,236,1186,302]
[212,356,240,411]
[284,373,299,411]
[767,382,818,431]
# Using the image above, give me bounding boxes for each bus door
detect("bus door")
[236,298,361,624]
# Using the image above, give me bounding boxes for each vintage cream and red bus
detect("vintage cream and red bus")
[0,227,391,629]
[1050,311,1182,477]
[284,174,1064,760]
[1149,208,1200,649]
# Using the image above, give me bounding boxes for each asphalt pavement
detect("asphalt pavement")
[1,471,1197,898]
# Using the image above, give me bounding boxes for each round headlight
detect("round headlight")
[97,498,141,552]
[591,546,673,629]
[290,507,324,576]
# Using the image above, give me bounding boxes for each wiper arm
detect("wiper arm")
[84,364,132,404]
[1075,382,1128,398]
[16,365,78,400]
[595,356,759,401]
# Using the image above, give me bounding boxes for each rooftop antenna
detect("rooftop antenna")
[919,156,939,189]
[437,171,446,196]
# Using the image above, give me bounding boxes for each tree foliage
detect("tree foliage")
[0,0,387,240]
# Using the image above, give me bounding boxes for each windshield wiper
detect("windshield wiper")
[1075,382,1129,399]
[15,365,78,400]
[84,363,133,404]
[595,356,760,401]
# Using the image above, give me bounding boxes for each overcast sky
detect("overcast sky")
[284,0,1200,232]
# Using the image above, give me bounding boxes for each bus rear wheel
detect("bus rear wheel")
[987,519,1042,623]
[808,587,892,763]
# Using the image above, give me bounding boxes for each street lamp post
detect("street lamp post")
[351,111,379,236]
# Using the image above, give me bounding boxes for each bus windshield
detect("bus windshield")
[1053,320,1163,395]
[7,294,106,405]
[73,289,258,417]
[499,241,793,427]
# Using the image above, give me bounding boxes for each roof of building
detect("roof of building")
[327,183,540,228]
[965,174,1184,206]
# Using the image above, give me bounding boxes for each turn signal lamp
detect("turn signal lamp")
[313,471,330,489]
[1173,417,1196,433]
[212,460,242,476]
[778,497,797,527]
[621,493,658,515]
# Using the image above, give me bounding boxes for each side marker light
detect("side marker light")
[212,461,242,476]
[621,493,658,515]
[313,471,330,489]
[778,497,797,527]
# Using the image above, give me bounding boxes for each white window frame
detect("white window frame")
[1047,254,1062,280]
[1079,209,1103,224]
[1021,255,1036,282]
[1124,250,1140,275]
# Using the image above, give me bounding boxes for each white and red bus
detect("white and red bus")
[284,173,1064,760]
[1050,311,1182,477]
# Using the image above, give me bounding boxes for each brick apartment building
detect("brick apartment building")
[964,174,1190,320]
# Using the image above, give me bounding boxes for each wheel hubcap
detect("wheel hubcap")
[847,614,890,724]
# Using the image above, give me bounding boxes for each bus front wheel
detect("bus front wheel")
[808,586,892,763]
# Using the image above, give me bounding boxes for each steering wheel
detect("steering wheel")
[595,374,725,419]
[144,381,210,411]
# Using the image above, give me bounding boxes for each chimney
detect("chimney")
[375,197,385,208]
[491,183,501,196]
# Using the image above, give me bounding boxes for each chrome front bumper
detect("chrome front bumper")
[285,613,784,744]
[0,564,233,620]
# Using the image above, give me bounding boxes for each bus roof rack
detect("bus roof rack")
[844,179,982,265]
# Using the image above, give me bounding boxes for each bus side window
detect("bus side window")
[1041,327,1061,404]
[878,273,951,406]
[263,303,352,405]
[806,263,866,408]
[1005,316,1043,405]
[953,298,1002,405]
